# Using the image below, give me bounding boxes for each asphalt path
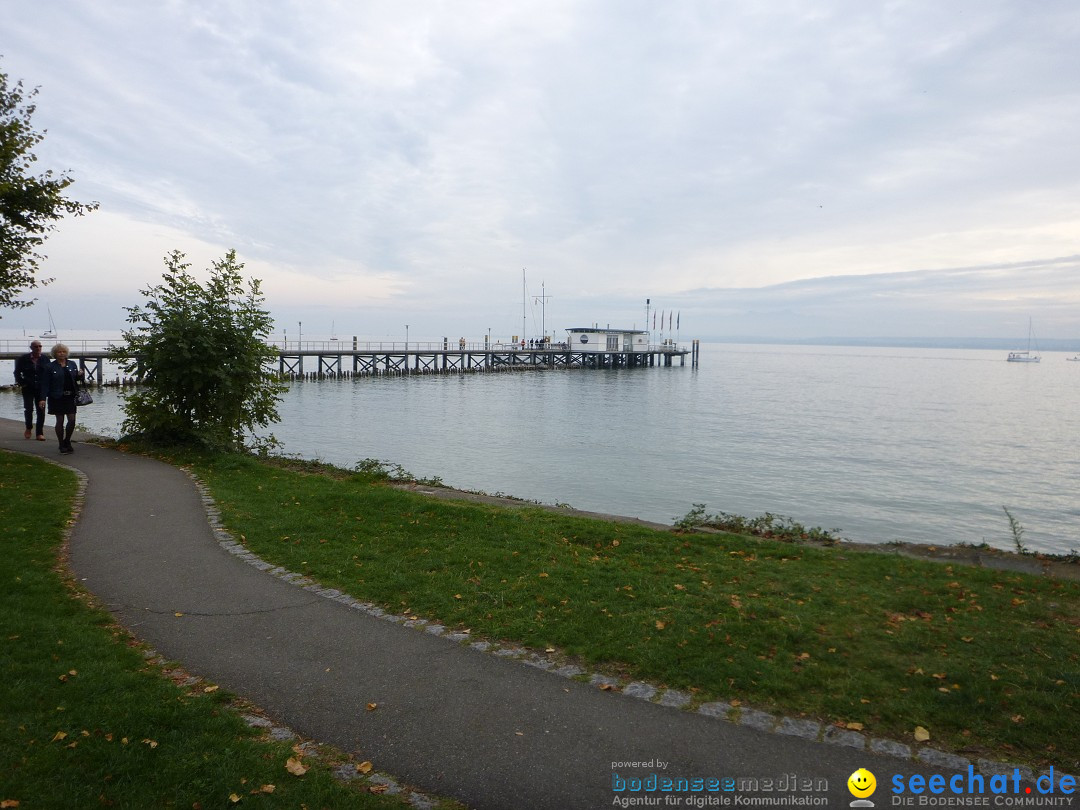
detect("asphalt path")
[3,416,1045,810]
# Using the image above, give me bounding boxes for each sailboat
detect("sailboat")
[1006,318,1040,363]
[39,306,58,340]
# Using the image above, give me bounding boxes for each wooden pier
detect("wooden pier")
[2,339,699,383]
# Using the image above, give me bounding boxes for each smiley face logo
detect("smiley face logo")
[847,768,876,798]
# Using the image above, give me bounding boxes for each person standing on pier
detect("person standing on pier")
[14,340,47,440]
[36,343,85,454]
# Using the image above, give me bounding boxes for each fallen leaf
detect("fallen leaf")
[846,722,864,731]
[285,757,308,776]
[51,731,67,743]
[257,785,275,794]
[356,761,373,774]
[141,739,158,748]
[914,726,930,742]
[174,612,184,618]
[366,702,378,711]
[538,573,549,578]
[228,794,241,804]
[203,685,219,693]
[655,621,666,630]
[1,800,21,808]
[370,784,389,794]
[611,540,620,547]
[674,584,686,591]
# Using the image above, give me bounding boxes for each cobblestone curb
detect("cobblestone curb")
[188,471,1075,788]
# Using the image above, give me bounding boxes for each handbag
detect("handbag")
[76,388,93,406]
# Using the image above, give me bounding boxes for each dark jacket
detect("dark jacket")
[14,352,47,391]
[37,359,85,401]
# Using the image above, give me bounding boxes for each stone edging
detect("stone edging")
[186,471,1075,787]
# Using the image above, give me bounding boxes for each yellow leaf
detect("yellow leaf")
[141,739,158,748]
[914,726,930,742]
[357,761,373,774]
[453,594,462,599]
[285,757,308,776]
[228,794,241,804]
[674,584,686,591]
[366,702,378,711]
[611,540,620,547]
[174,612,184,618]
[846,722,864,731]
[51,731,67,742]
[203,685,219,693]
[258,785,275,794]
[538,573,549,578]
[370,784,389,794]
[1,800,21,808]
[655,621,666,630]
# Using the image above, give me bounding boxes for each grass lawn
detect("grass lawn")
[0,451,451,810]
[182,451,1080,772]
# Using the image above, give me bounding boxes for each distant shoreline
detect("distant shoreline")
[700,336,1080,351]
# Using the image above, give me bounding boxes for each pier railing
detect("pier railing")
[3,339,690,355]
[3,338,699,382]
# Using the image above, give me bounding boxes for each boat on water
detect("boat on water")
[39,306,58,340]
[1006,318,1040,363]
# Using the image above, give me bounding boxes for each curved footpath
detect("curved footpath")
[1,417,1062,809]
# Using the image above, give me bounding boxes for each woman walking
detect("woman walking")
[37,343,86,454]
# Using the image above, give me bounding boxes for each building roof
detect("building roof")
[565,327,648,335]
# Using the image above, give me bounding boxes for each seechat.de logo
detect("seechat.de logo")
[848,768,877,807]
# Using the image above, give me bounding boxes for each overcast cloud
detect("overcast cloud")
[3,0,1079,341]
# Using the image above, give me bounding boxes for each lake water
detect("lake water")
[7,343,1079,555]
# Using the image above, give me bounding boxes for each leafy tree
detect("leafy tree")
[115,250,284,450]
[0,63,98,311]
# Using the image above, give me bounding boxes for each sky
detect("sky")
[3,0,1080,343]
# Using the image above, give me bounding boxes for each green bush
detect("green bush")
[114,249,284,450]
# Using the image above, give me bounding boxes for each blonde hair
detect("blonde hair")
[51,343,69,357]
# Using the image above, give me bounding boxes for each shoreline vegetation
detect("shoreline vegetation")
[142,445,1079,770]
[3,442,1078,806]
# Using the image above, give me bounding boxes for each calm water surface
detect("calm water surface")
[15,343,1080,554]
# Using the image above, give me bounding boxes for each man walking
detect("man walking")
[14,340,47,440]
